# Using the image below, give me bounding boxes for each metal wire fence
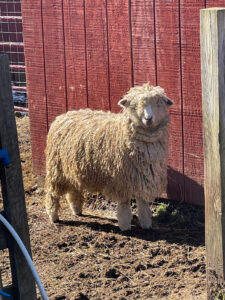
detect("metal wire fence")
[0,0,27,108]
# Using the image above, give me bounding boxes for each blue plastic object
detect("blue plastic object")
[0,290,11,297]
[0,148,11,166]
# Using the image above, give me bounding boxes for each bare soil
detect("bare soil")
[0,116,206,299]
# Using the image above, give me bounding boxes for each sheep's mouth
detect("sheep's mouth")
[142,117,153,127]
[147,116,170,132]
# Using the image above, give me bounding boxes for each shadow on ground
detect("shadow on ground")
[57,199,205,247]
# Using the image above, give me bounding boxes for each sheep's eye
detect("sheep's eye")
[156,99,162,106]
[129,105,136,110]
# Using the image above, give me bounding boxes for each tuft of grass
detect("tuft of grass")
[153,199,204,228]
[155,203,168,216]
[215,290,225,300]
[154,202,170,222]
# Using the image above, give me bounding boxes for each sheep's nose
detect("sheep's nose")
[144,116,153,124]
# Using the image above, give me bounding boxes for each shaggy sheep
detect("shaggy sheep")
[45,83,173,231]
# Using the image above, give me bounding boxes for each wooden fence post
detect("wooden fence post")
[0,54,37,299]
[201,8,225,299]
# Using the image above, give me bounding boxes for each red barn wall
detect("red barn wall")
[21,0,225,205]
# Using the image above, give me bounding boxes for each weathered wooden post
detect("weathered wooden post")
[0,54,37,299]
[201,8,225,299]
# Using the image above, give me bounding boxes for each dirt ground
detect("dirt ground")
[0,115,206,299]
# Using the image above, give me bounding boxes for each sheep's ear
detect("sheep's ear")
[118,98,130,108]
[164,97,174,106]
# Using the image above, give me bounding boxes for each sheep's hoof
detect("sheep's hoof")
[121,228,131,233]
[140,222,152,230]
[142,226,153,232]
[74,212,82,217]
[49,215,59,223]
[119,224,131,232]
[53,218,60,223]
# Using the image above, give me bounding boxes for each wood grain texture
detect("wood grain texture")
[207,0,225,7]
[0,222,7,250]
[107,0,132,112]
[42,0,67,126]
[155,0,184,201]
[181,0,205,204]
[131,0,156,86]
[63,0,87,110]
[201,8,225,297]
[85,0,110,110]
[23,0,224,205]
[21,0,47,175]
[0,55,36,300]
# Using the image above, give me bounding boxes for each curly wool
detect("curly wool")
[45,83,170,210]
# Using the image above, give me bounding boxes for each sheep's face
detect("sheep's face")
[119,94,173,129]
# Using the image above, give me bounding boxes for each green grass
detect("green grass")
[215,290,225,300]
[155,203,168,218]
[153,199,204,228]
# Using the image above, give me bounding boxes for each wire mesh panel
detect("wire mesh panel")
[0,0,27,107]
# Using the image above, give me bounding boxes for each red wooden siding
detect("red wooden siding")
[21,0,225,205]
[42,0,67,125]
[181,0,205,204]
[63,0,87,110]
[85,0,110,111]
[207,0,225,7]
[155,0,184,201]
[21,0,47,175]
[107,0,132,112]
[131,0,156,86]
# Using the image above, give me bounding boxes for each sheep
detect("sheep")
[45,83,173,231]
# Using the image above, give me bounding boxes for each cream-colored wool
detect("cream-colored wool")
[45,83,173,231]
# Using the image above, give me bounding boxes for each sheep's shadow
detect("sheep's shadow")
[57,212,204,247]
[56,168,205,248]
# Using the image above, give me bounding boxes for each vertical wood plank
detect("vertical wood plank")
[0,269,3,300]
[201,8,225,297]
[131,0,156,86]
[0,54,37,300]
[181,0,205,204]
[42,0,67,126]
[21,0,47,175]
[63,0,87,110]
[155,0,184,201]
[107,0,132,112]
[85,0,110,110]
[0,224,7,250]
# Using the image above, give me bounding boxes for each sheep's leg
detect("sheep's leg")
[136,199,152,229]
[45,192,60,223]
[117,202,132,231]
[66,190,84,216]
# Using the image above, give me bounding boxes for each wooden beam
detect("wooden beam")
[0,268,3,300]
[0,220,7,250]
[201,8,225,298]
[0,54,37,300]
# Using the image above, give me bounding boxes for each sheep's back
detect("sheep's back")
[46,109,126,191]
